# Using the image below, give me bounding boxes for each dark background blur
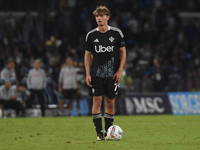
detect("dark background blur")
[0,0,200,92]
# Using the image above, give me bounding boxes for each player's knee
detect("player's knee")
[106,101,115,110]
[93,97,102,109]
[94,103,101,110]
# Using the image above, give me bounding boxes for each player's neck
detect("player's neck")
[98,25,108,33]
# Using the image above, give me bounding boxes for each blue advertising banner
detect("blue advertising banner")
[125,93,172,115]
[168,92,200,115]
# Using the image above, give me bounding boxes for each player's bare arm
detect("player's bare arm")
[113,46,126,84]
[58,82,62,93]
[84,50,92,87]
[11,96,17,100]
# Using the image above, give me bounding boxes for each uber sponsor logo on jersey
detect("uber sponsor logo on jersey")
[95,45,114,53]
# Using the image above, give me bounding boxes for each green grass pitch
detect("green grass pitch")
[0,115,200,150]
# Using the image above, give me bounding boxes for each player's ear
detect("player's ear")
[107,15,110,21]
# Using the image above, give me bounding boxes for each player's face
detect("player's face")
[95,13,109,26]
[34,61,40,69]
[5,81,11,89]
[6,62,13,69]
[153,58,159,65]
[66,58,73,67]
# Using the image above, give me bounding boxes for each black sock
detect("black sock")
[92,113,103,136]
[104,113,114,134]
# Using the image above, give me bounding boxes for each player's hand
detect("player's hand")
[86,75,92,87]
[58,88,62,94]
[113,70,122,84]
[11,96,17,100]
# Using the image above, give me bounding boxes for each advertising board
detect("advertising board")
[125,93,172,115]
[168,92,200,115]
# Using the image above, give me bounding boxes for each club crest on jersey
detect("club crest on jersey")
[95,45,114,53]
[109,36,114,42]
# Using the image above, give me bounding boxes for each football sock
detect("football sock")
[104,113,114,134]
[92,113,103,136]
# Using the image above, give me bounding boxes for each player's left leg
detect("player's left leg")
[104,78,119,137]
[76,85,81,116]
[67,89,78,116]
[76,97,81,116]
[0,101,5,117]
[59,98,65,111]
[37,90,45,117]
[104,96,115,136]
[68,99,74,116]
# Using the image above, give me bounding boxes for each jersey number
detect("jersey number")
[114,83,120,91]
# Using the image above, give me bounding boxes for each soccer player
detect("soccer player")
[84,6,126,140]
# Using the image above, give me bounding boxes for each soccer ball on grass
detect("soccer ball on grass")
[106,125,123,140]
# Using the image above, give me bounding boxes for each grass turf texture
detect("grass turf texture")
[0,115,200,150]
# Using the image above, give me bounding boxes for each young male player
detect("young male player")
[84,5,126,140]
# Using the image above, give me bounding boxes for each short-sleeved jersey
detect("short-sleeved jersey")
[85,26,125,78]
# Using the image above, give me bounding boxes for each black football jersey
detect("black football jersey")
[85,26,125,78]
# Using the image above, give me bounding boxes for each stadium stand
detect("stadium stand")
[0,0,200,116]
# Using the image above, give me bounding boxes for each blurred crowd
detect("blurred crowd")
[0,0,200,93]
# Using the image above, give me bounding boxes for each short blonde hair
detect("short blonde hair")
[93,5,110,16]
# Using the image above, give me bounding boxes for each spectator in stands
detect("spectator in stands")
[58,57,80,116]
[13,83,30,108]
[149,57,168,92]
[0,58,17,83]
[0,81,25,117]
[26,59,47,117]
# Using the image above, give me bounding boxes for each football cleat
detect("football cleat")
[97,134,105,141]
[104,133,110,140]
[104,136,109,140]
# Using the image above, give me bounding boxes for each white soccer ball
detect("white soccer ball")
[106,125,123,140]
